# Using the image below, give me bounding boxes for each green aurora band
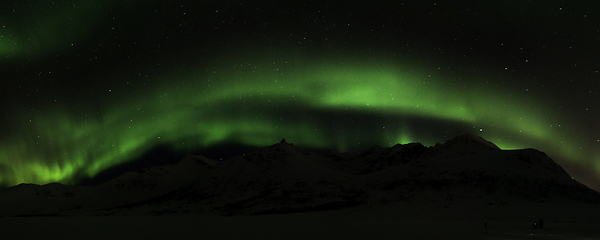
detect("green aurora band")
[0,1,596,188]
[0,1,114,60]
[0,54,593,187]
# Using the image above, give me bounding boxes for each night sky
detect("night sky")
[2,1,600,191]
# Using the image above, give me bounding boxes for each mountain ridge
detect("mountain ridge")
[1,134,598,216]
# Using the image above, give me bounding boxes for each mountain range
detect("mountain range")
[1,134,598,217]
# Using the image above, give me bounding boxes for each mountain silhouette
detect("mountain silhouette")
[0,135,598,216]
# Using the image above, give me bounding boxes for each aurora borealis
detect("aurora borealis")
[1,1,600,191]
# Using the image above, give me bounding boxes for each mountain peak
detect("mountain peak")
[444,134,501,150]
[421,134,500,159]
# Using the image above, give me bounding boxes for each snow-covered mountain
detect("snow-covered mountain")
[0,135,598,216]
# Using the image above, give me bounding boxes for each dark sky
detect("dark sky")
[1,1,600,191]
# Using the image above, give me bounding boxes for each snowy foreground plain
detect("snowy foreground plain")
[2,201,600,240]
